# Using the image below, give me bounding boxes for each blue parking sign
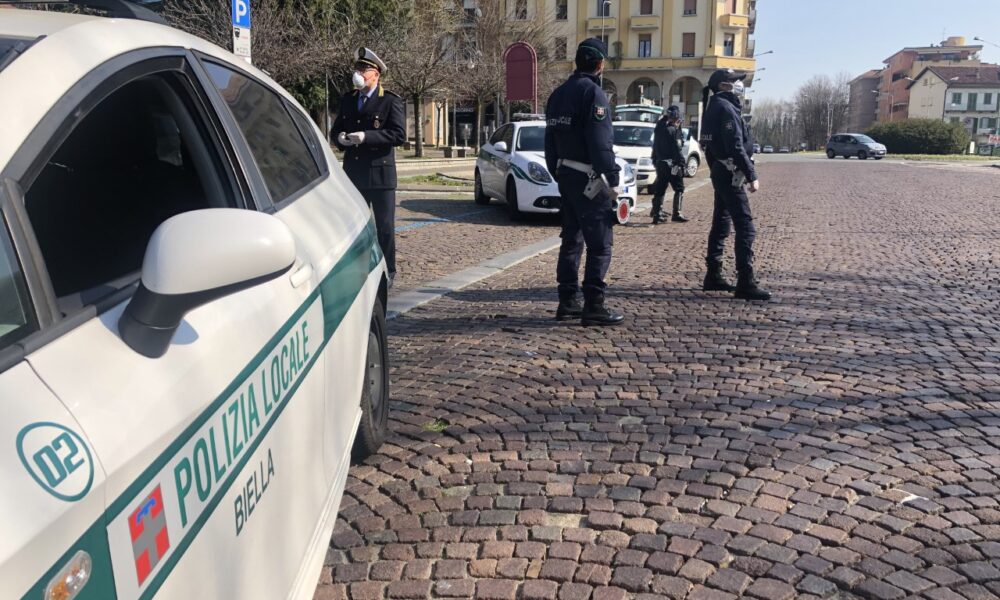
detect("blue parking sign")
[232,0,250,28]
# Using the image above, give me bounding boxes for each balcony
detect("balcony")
[748,8,756,33]
[587,17,616,31]
[720,13,749,29]
[630,15,660,29]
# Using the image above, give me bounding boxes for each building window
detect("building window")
[969,93,978,110]
[723,34,735,57]
[554,36,567,60]
[514,0,527,19]
[555,0,568,20]
[986,93,994,105]
[597,0,611,17]
[728,0,738,14]
[950,117,960,124]
[638,34,652,57]
[596,34,610,49]
[952,92,962,105]
[640,0,653,14]
[682,33,695,57]
[683,0,697,15]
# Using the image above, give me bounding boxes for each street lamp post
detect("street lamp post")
[974,36,1000,50]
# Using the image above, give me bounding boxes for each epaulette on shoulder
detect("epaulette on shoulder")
[384,90,401,99]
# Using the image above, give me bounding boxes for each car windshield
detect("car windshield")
[0,36,41,74]
[855,135,877,144]
[516,126,545,151]
[616,110,659,123]
[613,126,655,147]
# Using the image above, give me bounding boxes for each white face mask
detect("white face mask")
[732,80,745,96]
[352,71,366,90]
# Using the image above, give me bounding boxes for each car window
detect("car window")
[0,218,36,350]
[23,71,235,310]
[501,125,515,149]
[490,124,512,145]
[203,62,321,203]
[285,100,329,174]
[613,126,654,147]
[516,126,545,151]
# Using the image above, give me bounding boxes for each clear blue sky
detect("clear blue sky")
[750,0,1000,102]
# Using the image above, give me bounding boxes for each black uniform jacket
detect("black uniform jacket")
[332,85,406,190]
[700,91,757,182]
[652,119,685,165]
[544,71,621,188]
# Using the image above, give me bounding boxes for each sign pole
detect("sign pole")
[232,0,252,64]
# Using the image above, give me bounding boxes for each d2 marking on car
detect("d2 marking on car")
[129,486,170,585]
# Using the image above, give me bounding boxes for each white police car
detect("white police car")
[612,121,704,194]
[0,8,389,600]
[474,118,637,220]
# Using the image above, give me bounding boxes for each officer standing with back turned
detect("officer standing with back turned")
[544,37,624,326]
[700,68,770,300]
[650,105,689,225]
[331,48,406,287]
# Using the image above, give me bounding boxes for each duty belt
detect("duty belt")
[722,158,746,189]
[557,158,596,178]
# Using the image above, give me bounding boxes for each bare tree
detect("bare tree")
[457,0,563,147]
[164,0,330,87]
[793,73,850,149]
[378,0,461,157]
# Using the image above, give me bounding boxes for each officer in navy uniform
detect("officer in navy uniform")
[331,48,406,285]
[650,105,689,225]
[544,37,624,326]
[700,68,770,300]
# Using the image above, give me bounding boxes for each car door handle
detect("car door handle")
[290,263,313,288]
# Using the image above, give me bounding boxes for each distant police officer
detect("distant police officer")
[700,68,770,300]
[544,38,624,326]
[650,105,689,225]
[332,47,406,285]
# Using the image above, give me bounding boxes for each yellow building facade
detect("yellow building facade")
[549,0,758,126]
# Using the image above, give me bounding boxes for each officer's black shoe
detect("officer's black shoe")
[671,193,689,222]
[703,264,736,292]
[734,269,772,301]
[650,196,667,224]
[556,297,584,321]
[581,300,625,327]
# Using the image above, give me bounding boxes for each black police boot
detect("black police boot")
[581,298,625,327]
[671,192,689,222]
[703,262,736,292]
[735,268,772,301]
[556,296,583,321]
[650,195,666,224]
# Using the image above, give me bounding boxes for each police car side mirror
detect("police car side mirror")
[494,141,509,153]
[119,209,296,358]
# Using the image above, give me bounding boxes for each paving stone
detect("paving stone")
[745,577,796,600]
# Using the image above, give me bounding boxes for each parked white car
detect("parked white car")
[612,121,704,193]
[0,8,388,600]
[474,120,637,219]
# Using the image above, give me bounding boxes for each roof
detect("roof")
[883,44,982,64]
[908,64,1000,89]
[849,69,882,84]
[613,121,655,127]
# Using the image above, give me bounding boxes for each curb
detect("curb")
[387,236,561,320]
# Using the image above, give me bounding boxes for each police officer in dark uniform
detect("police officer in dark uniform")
[650,105,689,224]
[331,48,406,285]
[700,68,770,300]
[544,38,624,326]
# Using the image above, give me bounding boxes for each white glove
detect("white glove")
[347,131,366,145]
[337,131,353,147]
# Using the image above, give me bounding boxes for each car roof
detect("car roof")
[0,9,291,169]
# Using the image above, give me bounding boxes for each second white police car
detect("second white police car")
[474,117,637,220]
[1,6,389,600]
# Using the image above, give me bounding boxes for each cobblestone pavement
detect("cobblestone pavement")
[317,159,1000,600]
